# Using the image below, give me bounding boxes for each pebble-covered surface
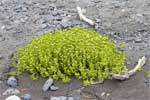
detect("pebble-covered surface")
[0,0,150,100]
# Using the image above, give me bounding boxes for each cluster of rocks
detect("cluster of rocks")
[3,76,31,100]
[42,78,59,92]
[42,78,81,100]
[3,76,81,100]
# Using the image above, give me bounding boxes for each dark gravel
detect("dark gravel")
[0,0,150,100]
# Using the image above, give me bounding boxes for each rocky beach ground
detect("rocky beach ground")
[0,0,150,100]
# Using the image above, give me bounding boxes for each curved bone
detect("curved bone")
[76,6,95,26]
[92,56,146,84]
[111,56,146,80]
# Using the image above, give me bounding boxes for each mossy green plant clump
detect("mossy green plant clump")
[11,27,127,86]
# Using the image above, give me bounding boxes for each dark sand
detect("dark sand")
[0,0,150,100]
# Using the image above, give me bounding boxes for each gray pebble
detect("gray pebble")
[5,25,13,31]
[14,5,27,12]
[8,50,17,59]
[1,26,6,30]
[2,65,11,73]
[7,76,17,87]
[95,19,101,23]
[134,38,142,43]
[41,24,47,29]
[42,78,53,92]
[24,1,32,5]
[50,85,59,91]
[21,94,32,100]
[50,96,80,100]
[55,16,62,21]
[61,21,72,29]
[72,20,80,26]
[49,4,56,10]
[49,0,57,3]
[20,16,28,23]
[52,11,60,16]
[61,20,80,29]
[94,24,99,30]
[0,36,5,42]
[0,55,3,59]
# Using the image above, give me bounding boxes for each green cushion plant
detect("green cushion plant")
[11,27,127,86]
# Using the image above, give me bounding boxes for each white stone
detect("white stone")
[5,95,21,100]
[101,92,106,96]
[3,88,20,96]
[1,26,5,29]
[42,78,53,92]
[50,85,59,91]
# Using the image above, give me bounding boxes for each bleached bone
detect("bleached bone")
[111,56,146,80]
[128,56,146,76]
[92,56,146,84]
[76,6,95,26]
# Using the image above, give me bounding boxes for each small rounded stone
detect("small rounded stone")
[50,85,59,91]
[21,94,32,100]
[7,76,17,88]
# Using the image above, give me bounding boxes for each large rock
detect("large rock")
[5,95,21,100]
[42,78,53,92]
